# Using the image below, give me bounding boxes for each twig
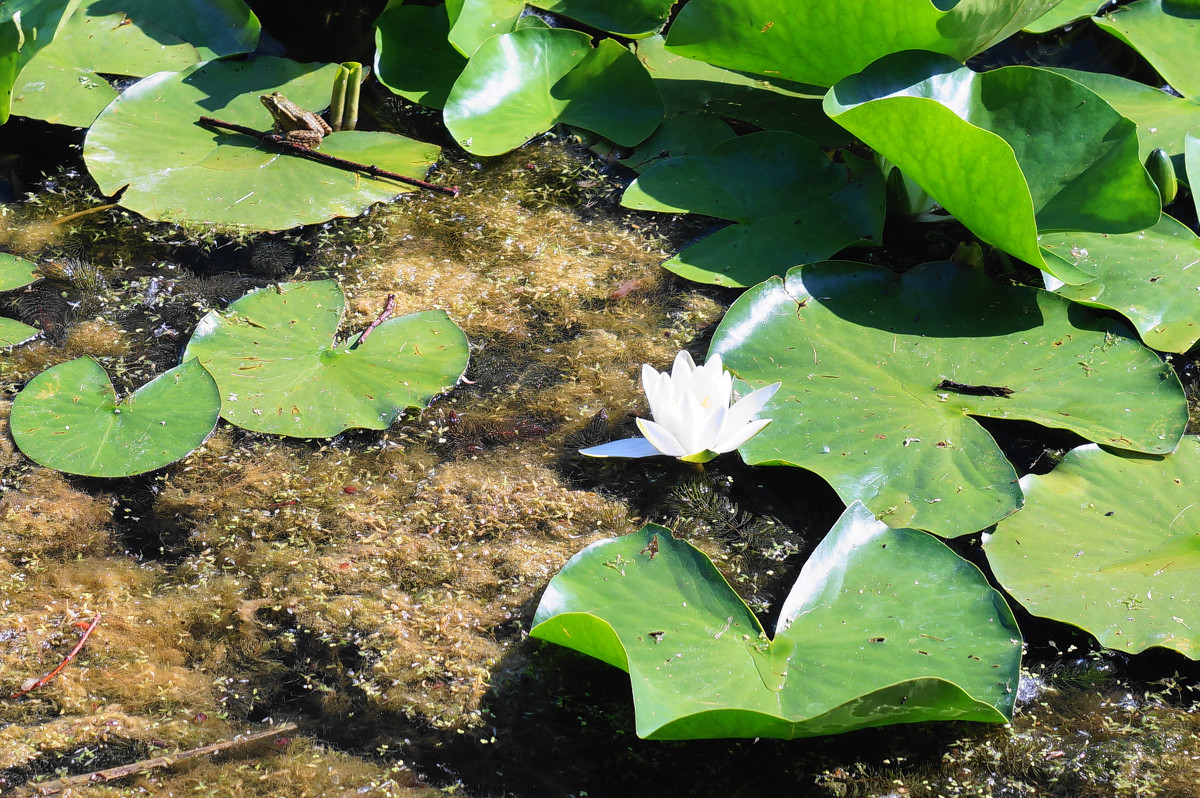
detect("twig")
[356,293,396,346]
[19,722,299,796]
[197,116,458,197]
[10,614,102,699]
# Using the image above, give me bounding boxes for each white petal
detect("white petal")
[713,417,773,453]
[667,350,696,384]
[692,402,729,455]
[636,417,688,457]
[580,437,664,458]
[673,391,712,453]
[725,381,782,429]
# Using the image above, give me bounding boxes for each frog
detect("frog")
[259,92,332,149]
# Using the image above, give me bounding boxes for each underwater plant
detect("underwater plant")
[580,350,779,463]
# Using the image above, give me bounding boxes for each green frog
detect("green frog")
[259,92,332,149]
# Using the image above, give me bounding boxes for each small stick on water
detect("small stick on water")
[197,116,458,197]
[10,614,102,699]
[20,722,299,796]
[356,293,396,346]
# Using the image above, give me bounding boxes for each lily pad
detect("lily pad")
[443,28,662,156]
[1095,0,1200,99]
[0,0,79,124]
[0,317,40,347]
[983,439,1200,658]
[664,0,1060,88]
[446,0,524,56]
[374,2,467,109]
[527,0,673,37]
[1050,68,1200,167]
[83,57,442,231]
[181,280,469,438]
[12,0,259,127]
[825,52,1160,277]
[1039,214,1200,353]
[709,261,1188,536]
[633,35,850,150]
[0,252,38,290]
[532,503,1022,740]
[9,357,219,477]
[1023,0,1109,33]
[620,132,884,287]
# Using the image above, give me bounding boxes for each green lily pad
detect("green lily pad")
[0,317,40,347]
[1095,0,1200,99]
[374,2,467,110]
[1023,0,1109,33]
[633,35,849,149]
[12,0,259,127]
[664,0,1060,88]
[620,132,884,287]
[1039,215,1200,353]
[0,252,38,290]
[527,0,673,37]
[9,357,219,477]
[181,280,469,438]
[984,439,1200,658]
[447,0,524,56]
[1049,69,1200,167]
[0,0,79,124]
[825,52,1161,276]
[443,28,662,156]
[709,261,1188,536]
[532,503,1022,740]
[83,57,442,231]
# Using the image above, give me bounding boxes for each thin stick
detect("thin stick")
[10,614,102,699]
[197,116,458,197]
[20,722,299,796]
[356,293,396,346]
[51,203,119,227]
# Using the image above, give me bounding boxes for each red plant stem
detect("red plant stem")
[197,116,459,197]
[10,614,102,699]
[356,294,396,346]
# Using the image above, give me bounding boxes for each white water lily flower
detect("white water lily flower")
[581,351,781,463]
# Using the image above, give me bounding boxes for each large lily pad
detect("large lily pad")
[709,261,1188,536]
[446,0,524,56]
[1094,0,1200,99]
[83,57,442,231]
[0,252,37,290]
[620,132,884,287]
[12,0,259,127]
[181,281,469,438]
[1050,69,1200,168]
[1024,0,1109,33]
[983,439,1200,658]
[443,28,662,156]
[374,2,467,110]
[0,0,79,124]
[825,52,1161,276]
[664,0,1060,88]
[527,0,673,37]
[9,357,219,477]
[532,503,1022,740]
[1039,215,1200,353]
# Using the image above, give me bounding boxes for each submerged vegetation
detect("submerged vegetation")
[4,0,1200,795]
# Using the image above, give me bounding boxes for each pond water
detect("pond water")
[2,135,1200,798]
